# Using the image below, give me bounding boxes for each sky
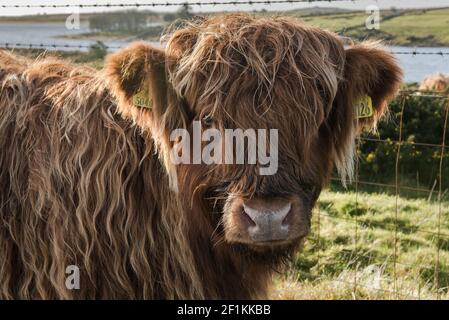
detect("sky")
[0,0,448,16]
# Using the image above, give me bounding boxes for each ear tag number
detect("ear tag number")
[356,95,373,119]
[133,89,152,110]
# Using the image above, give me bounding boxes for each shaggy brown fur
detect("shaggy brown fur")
[419,72,449,92]
[0,14,402,299]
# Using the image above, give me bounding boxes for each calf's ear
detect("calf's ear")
[327,41,403,180]
[105,42,174,130]
[337,41,403,130]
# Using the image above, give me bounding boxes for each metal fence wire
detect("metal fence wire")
[1,0,449,300]
[0,0,384,9]
[308,93,449,300]
[1,42,449,56]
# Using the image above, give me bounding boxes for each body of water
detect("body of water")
[393,47,449,83]
[1,22,449,83]
[0,22,142,52]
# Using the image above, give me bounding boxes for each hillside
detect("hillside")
[293,7,449,46]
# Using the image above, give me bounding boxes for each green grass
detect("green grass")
[295,8,449,46]
[274,190,449,299]
[58,25,164,42]
[298,11,369,32]
[378,8,449,46]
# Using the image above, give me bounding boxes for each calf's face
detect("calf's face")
[106,15,402,255]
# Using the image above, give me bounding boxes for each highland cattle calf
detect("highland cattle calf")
[419,72,449,92]
[0,14,402,299]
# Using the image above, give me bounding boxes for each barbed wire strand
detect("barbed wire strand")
[0,1,363,9]
[359,137,449,150]
[329,177,440,195]
[1,42,449,56]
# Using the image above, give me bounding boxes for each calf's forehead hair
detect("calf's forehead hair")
[164,14,346,124]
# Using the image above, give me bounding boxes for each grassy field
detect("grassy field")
[281,7,449,46]
[273,190,449,299]
[379,9,449,46]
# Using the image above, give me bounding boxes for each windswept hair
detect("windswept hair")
[0,50,202,299]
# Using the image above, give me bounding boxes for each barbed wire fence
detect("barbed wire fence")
[1,0,449,300]
[0,0,409,9]
[2,41,449,56]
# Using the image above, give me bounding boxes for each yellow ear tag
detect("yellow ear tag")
[133,89,152,110]
[355,95,373,119]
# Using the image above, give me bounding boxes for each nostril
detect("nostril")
[241,208,257,227]
[282,209,292,226]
